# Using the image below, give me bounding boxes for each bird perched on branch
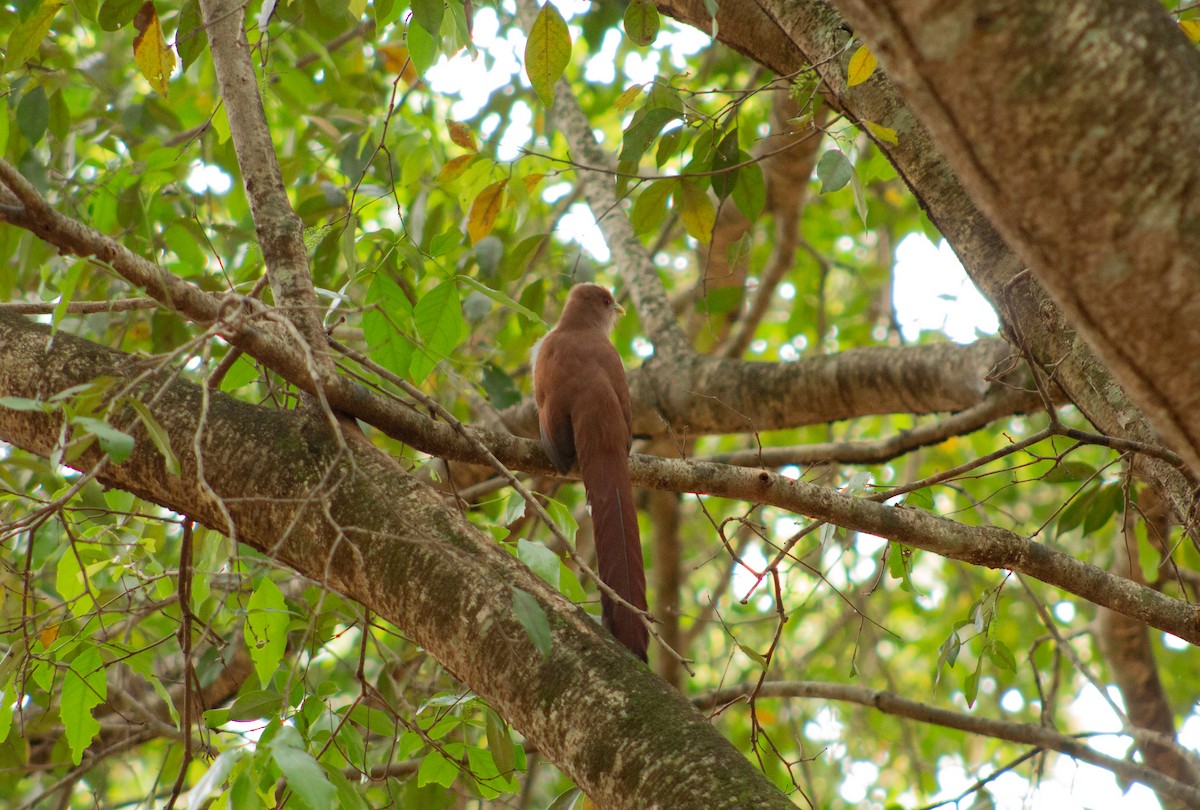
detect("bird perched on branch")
[532,283,649,661]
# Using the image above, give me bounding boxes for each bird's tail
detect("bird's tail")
[582,458,649,661]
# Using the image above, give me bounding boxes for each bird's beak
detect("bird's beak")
[614,301,626,316]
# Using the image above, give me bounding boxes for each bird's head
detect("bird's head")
[560,283,625,333]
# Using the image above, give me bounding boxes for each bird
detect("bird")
[532,283,649,661]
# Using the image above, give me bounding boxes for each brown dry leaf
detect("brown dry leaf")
[446,119,478,152]
[467,180,507,243]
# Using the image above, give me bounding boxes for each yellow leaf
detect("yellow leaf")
[378,44,419,86]
[864,120,898,145]
[7,0,64,68]
[1181,20,1200,43]
[675,179,715,244]
[468,180,507,243]
[524,2,571,107]
[133,1,175,97]
[847,43,877,87]
[438,154,476,182]
[38,623,59,648]
[522,173,545,194]
[446,119,478,152]
[615,84,643,112]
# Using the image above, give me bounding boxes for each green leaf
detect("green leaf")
[17,85,49,147]
[886,543,916,593]
[0,396,52,412]
[62,646,106,765]
[189,748,249,807]
[455,275,544,324]
[245,577,289,688]
[1084,484,1123,535]
[524,2,571,107]
[430,226,465,257]
[850,166,868,225]
[7,0,64,67]
[175,0,207,72]
[50,260,85,339]
[711,128,740,200]
[271,738,336,810]
[71,416,135,463]
[548,788,583,810]
[345,703,398,737]
[738,643,768,669]
[1044,461,1097,483]
[623,0,659,46]
[363,273,416,381]
[481,363,522,410]
[229,688,283,721]
[619,107,681,166]
[410,0,443,36]
[963,665,980,708]
[631,178,674,236]
[816,149,853,193]
[56,545,86,602]
[372,0,399,27]
[406,19,437,74]
[0,679,15,743]
[485,708,516,775]
[328,767,372,810]
[655,125,685,167]
[517,539,560,589]
[14,0,41,20]
[218,353,261,393]
[675,179,715,244]
[1055,486,1095,538]
[417,748,459,788]
[731,155,765,220]
[126,398,179,475]
[97,0,139,30]
[985,639,1017,672]
[503,233,549,278]
[511,588,552,658]
[542,496,578,541]
[936,631,961,677]
[411,280,466,383]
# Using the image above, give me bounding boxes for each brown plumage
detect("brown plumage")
[532,284,649,661]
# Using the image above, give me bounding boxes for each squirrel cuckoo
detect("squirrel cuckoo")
[532,284,649,661]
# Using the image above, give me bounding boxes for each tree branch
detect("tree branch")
[695,679,1200,807]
